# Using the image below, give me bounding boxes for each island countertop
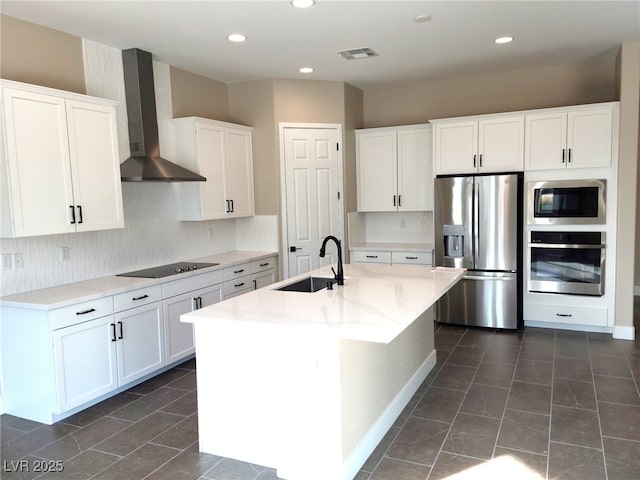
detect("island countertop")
[183,263,465,344]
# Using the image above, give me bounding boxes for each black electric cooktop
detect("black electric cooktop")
[117,262,219,279]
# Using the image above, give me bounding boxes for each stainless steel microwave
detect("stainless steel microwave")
[527,179,606,225]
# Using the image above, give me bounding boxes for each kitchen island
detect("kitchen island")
[182,263,465,480]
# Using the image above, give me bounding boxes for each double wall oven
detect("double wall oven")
[527,179,606,297]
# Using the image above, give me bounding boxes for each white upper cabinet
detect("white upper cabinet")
[174,117,254,220]
[356,124,432,212]
[0,81,124,237]
[433,115,524,175]
[525,104,615,170]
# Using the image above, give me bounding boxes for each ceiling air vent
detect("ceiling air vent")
[337,47,379,60]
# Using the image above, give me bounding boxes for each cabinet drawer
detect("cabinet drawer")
[51,297,114,330]
[350,250,391,264]
[251,257,276,274]
[224,263,251,281]
[114,285,162,312]
[162,270,223,299]
[525,303,607,327]
[223,277,252,297]
[391,251,432,265]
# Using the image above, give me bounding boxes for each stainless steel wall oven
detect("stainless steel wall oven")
[528,231,605,296]
[528,179,606,225]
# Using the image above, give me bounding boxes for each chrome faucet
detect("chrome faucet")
[319,235,344,286]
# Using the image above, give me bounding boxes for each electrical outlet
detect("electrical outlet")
[59,246,70,262]
[1,254,11,270]
[12,253,23,269]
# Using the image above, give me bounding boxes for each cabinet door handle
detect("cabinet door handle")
[77,205,83,224]
[117,321,123,339]
[234,269,245,274]
[70,206,76,224]
[111,323,117,342]
[193,297,199,310]
[234,282,245,288]
[393,195,396,207]
[567,148,572,163]
[230,199,234,212]
[198,296,203,309]
[132,294,149,301]
[479,154,483,167]
[405,256,418,260]
[398,195,402,207]
[76,308,96,315]
[556,313,573,317]
[260,262,269,267]
[366,255,378,258]
[225,200,230,212]
[473,154,477,168]
[253,280,257,290]
[562,149,566,163]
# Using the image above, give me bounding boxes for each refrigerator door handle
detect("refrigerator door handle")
[474,180,480,266]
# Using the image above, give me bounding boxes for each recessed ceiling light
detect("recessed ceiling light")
[291,0,315,8]
[299,67,314,74]
[227,33,247,43]
[495,36,514,44]
[413,14,432,23]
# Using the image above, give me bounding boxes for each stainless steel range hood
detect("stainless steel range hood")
[120,48,205,182]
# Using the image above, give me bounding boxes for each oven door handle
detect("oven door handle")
[528,243,605,249]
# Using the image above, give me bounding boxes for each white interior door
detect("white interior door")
[283,127,341,278]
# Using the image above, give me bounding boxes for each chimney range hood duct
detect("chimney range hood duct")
[120,48,205,182]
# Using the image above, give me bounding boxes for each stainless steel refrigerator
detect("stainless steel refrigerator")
[434,173,523,329]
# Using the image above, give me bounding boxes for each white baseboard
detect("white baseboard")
[612,325,636,340]
[343,350,437,480]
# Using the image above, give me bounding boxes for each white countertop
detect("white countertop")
[0,251,277,310]
[183,264,465,344]
[349,242,434,252]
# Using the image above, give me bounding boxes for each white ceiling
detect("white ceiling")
[2,0,639,90]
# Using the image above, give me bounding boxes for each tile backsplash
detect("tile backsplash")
[348,211,434,245]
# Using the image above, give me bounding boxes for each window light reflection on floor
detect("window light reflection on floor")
[443,455,545,480]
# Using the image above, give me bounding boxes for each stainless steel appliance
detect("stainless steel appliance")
[434,173,523,329]
[117,262,219,278]
[528,231,605,296]
[528,179,605,225]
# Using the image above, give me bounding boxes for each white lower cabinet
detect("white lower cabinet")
[350,249,432,266]
[0,254,278,424]
[163,282,223,364]
[251,257,277,290]
[114,301,165,385]
[525,303,607,327]
[351,250,392,264]
[52,315,118,413]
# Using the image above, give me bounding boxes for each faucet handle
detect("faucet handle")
[331,267,337,277]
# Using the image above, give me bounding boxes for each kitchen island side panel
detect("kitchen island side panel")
[339,307,435,471]
[193,308,435,480]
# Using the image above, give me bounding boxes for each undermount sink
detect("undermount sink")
[276,276,337,293]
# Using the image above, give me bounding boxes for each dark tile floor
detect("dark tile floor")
[2,307,640,480]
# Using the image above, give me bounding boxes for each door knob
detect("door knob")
[290,246,302,252]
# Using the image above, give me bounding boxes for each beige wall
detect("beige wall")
[273,79,346,125]
[616,41,640,331]
[0,15,85,93]
[170,66,229,120]
[363,58,617,127]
